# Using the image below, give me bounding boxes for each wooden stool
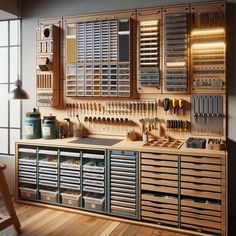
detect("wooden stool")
[0,164,21,233]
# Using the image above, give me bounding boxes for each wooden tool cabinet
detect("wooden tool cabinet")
[15,141,227,236]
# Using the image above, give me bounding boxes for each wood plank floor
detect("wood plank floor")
[0,202,191,236]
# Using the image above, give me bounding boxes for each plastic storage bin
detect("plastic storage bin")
[61,191,81,207]
[39,189,58,203]
[19,187,37,199]
[83,193,105,211]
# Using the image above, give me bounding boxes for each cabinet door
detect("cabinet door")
[108,150,139,219]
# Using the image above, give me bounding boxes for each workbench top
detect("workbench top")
[16,137,226,158]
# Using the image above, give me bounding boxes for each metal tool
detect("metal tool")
[172,99,177,114]
[163,98,170,116]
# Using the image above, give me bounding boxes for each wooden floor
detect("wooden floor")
[0,202,191,236]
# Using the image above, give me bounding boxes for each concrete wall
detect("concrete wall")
[12,0,236,231]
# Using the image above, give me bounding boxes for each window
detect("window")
[0,19,21,155]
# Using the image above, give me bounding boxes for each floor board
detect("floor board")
[0,202,194,236]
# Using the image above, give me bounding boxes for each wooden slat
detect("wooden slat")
[142,178,178,187]
[181,211,220,222]
[142,165,178,174]
[141,171,178,181]
[142,184,178,194]
[181,175,221,185]
[181,182,221,192]
[142,205,178,216]
[141,153,178,161]
[181,206,221,217]
[141,159,178,168]
[142,210,178,222]
[181,156,221,165]
[181,189,221,200]
[142,200,178,211]
[181,162,221,171]
[181,199,221,211]
[181,169,221,178]
[142,216,178,227]
[142,194,178,205]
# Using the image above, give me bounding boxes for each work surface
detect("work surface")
[17,137,226,158]
[0,202,191,236]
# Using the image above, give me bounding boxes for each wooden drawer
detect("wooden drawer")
[181,169,221,178]
[181,155,221,165]
[181,162,221,172]
[142,178,178,188]
[142,205,177,216]
[181,206,221,217]
[181,182,221,192]
[142,165,178,174]
[141,159,178,168]
[142,216,178,227]
[142,171,178,181]
[142,193,178,205]
[141,153,178,161]
[181,223,221,235]
[142,200,178,211]
[181,175,221,185]
[181,189,221,200]
[142,210,178,222]
[181,216,221,230]
[142,184,178,194]
[181,198,221,211]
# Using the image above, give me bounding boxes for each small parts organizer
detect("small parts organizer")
[143,137,183,149]
[36,23,61,107]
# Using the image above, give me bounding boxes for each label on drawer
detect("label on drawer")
[25,125,34,135]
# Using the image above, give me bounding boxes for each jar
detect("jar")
[24,109,42,139]
[42,115,58,139]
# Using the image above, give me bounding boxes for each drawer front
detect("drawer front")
[181,182,221,192]
[181,155,221,165]
[19,177,37,184]
[19,165,36,172]
[60,169,80,177]
[39,167,58,175]
[142,159,178,168]
[181,162,221,172]
[181,223,221,235]
[181,175,221,185]
[111,195,136,203]
[19,159,37,166]
[181,206,221,217]
[181,199,221,211]
[142,184,178,195]
[141,171,178,181]
[181,216,221,230]
[83,172,104,180]
[60,176,80,184]
[141,153,178,161]
[142,177,178,188]
[142,193,178,205]
[111,205,136,215]
[83,186,104,194]
[142,210,178,222]
[19,171,36,178]
[39,180,58,187]
[60,182,80,190]
[142,205,177,216]
[181,189,221,200]
[142,165,178,174]
[39,173,58,181]
[142,216,178,227]
[181,169,221,178]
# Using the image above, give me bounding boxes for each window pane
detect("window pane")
[0,129,8,154]
[10,46,18,83]
[0,21,8,46]
[10,129,20,154]
[10,99,21,128]
[10,20,19,45]
[0,85,9,127]
[0,48,8,83]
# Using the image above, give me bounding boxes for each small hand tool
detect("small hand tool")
[163,98,170,117]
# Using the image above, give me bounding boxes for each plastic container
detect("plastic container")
[19,187,37,199]
[39,189,58,202]
[83,193,105,211]
[24,108,42,139]
[42,115,58,139]
[61,191,81,206]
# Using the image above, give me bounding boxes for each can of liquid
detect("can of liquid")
[42,115,58,139]
[24,108,42,139]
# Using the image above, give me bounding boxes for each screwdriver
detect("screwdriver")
[172,98,177,114]
[163,98,170,116]
[178,99,184,115]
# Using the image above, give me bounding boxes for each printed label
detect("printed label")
[42,127,51,136]
[25,125,34,135]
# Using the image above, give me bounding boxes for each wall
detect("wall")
[20,0,236,230]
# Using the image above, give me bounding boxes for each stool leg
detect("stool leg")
[0,170,21,233]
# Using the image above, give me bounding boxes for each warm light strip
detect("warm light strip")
[140,20,158,26]
[192,42,225,49]
[166,62,186,67]
[191,28,225,36]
